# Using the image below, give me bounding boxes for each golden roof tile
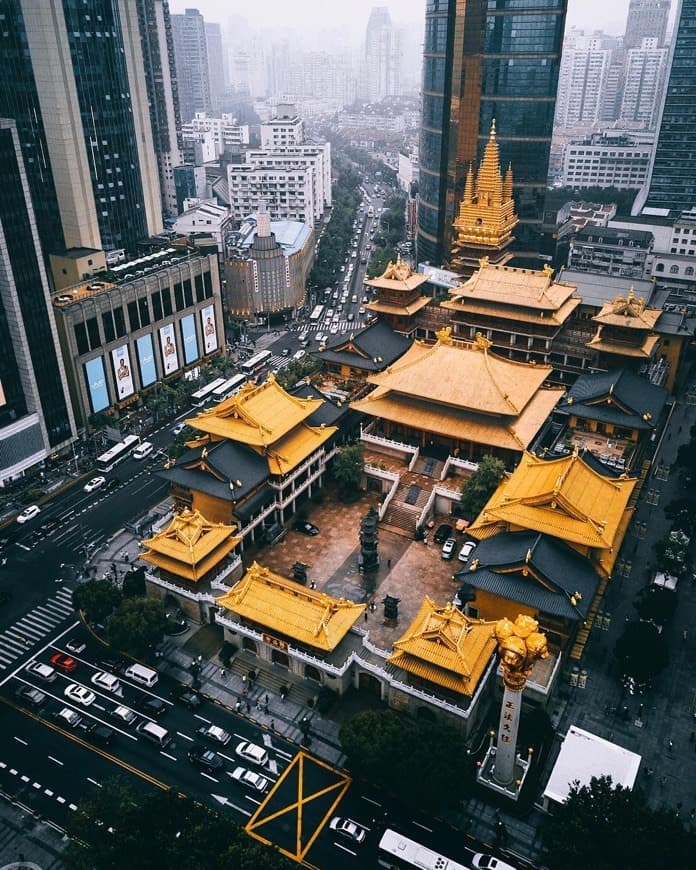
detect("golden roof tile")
[442,295,581,327]
[185,376,323,447]
[592,287,661,329]
[387,598,496,696]
[586,332,659,358]
[261,423,336,475]
[365,255,430,293]
[216,562,365,651]
[365,295,430,316]
[448,262,578,312]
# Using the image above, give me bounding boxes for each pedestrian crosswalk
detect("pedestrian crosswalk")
[0,587,75,670]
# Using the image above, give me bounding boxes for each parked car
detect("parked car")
[294,520,319,536]
[91,671,121,693]
[83,476,106,493]
[471,855,517,870]
[25,661,56,683]
[172,687,202,710]
[16,505,40,524]
[329,817,368,844]
[104,478,121,492]
[65,638,86,654]
[54,707,82,728]
[50,653,78,673]
[78,721,115,747]
[172,422,187,436]
[197,723,231,746]
[110,704,138,727]
[15,684,46,708]
[98,656,127,674]
[434,523,453,544]
[458,541,477,563]
[64,684,95,707]
[441,538,457,560]
[187,744,224,773]
[230,766,270,793]
[139,697,166,718]
[235,740,268,766]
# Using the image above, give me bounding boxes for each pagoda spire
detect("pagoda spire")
[463,162,474,204]
[504,163,513,202]
[476,119,503,206]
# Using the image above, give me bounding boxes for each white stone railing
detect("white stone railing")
[376,471,401,521]
[408,446,420,472]
[417,488,437,530]
[441,455,479,480]
[145,571,213,603]
[433,483,462,501]
[360,425,418,461]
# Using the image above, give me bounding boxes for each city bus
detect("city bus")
[191,377,227,407]
[240,349,272,376]
[309,304,325,323]
[377,830,469,870]
[212,374,246,402]
[96,435,141,474]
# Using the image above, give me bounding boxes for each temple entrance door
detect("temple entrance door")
[358,672,382,697]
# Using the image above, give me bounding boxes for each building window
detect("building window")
[174,282,184,311]
[102,311,115,343]
[656,263,665,272]
[127,300,140,331]
[74,322,89,355]
[151,291,163,321]
[183,279,193,307]
[113,307,126,338]
[162,286,173,316]
[670,265,679,274]
[86,317,101,350]
[686,267,694,276]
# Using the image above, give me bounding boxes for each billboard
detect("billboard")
[136,333,157,388]
[84,356,109,413]
[180,313,199,365]
[201,304,218,354]
[159,323,179,375]
[111,343,135,401]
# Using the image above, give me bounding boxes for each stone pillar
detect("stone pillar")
[494,685,523,786]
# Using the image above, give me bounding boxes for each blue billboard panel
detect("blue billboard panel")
[180,313,199,365]
[84,356,109,413]
[136,334,157,387]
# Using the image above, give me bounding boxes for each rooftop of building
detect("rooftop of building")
[561,270,656,310]
[312,320,412,373]
[227,215,312,257]
[592,287,662,330]
[575,225,654,244]
[365,256,430,294]
[57,246,103,259]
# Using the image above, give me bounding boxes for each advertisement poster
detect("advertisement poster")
[159,323,179,375]
[180,313,199,365]
[201,304,218,354]
[111,344,135,400]
[136,334,157,387]
[84,356,109,412]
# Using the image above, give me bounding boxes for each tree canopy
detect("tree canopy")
[544,775,696,870]
[331,443,364,501]
[64,780,293,870]
[106,597,166,659]
[459,455,506,521]
[73,579,122,625]
[614,619,669,684]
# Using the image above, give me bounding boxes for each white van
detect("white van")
[124,663,159,687]
[133,441,153,461]
[293,349,306,361]
[137,720,171,747]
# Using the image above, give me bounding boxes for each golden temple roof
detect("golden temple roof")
[216,562,365,651]
[185,375,323,447]
[261,422,336,475]
[469,451,636,576]
[365,255,430,294]
[365,295,431,317]
[586,331,660,359]
[592,287,662,330]
[139,508,240,582]
[356,329,554,416]
[387,597,496,696]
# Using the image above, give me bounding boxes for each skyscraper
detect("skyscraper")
[635,0,696,214]
[417,0,568,266]
[0,0,162,257]
[624,0,671,50]
[554,30,622,128]
[0,119,76,482]
[136,0,184,219]
[205,21,226,110]
[361,6,401,102]
[171,7,212,122]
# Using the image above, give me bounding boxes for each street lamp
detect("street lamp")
[229,479,242,501]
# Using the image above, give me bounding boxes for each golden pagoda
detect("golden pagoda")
[468,450,637,579]
[139,508,241,583]
[364,255,430,336]
[387,598,496,696]
[216,562,365,652]
[587,287,662,372]
[450,120,519,276]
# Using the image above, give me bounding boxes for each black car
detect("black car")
[77,720,115,747]
[187,744,224,773]
[15,684,46,708]
[104,477,121,491]
[139,697,166,718]
[98,656,127,674]
[434,523,453,544]
[294,520,319,536]
[172,687,202,710]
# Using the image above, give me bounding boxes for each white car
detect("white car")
[172,422,187,436]
[231,766,270,793]
[111,704,138,726]
[458,541,477,563]
[83,476,106,493]
[358,307,366,315]
[198,723,232,746]
[329,816,367,844]
[17,505,41,524]
[329,324,339,334]
[64,683,95,707]
[235,740,268,766]
[91,671,121,693]
[471,855,517,870]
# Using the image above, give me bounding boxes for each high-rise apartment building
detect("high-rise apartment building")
[554,30,622,127]
[0,120,76,482]
[635,0,696,214]
[618,38,669,129]
[205,21,226,110]
[361,6,401,102]
[417,0,568,266]
[171,7,211,122]
[0,0,162,257]
[624,0,671,49]
[137,0,184,219]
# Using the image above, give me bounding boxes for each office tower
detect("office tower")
[636,0,696,214]
[417,0,567,266]
[0,119,76,481]
[0,0,162,257]
[624,0,671,49]
[171,7,211,122]
[619,38,669,129]
[205,22,226,110]
[136,0,184,219]
[361,6,401,102]
[554,31,622,127]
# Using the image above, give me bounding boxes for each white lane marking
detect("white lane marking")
[413,821,433,832]
[160,751,177,761]
[13,737,28,746]
[32,782,41,789]
[20,775,29,782]
[56,796,66,804]
[87,778,102,788]
[0,619,80,687]
[44,789,54,797]
[194,713,211,723]
[48,756,63,766]
[200,772,219,783]
[360,795,381,807]
[176,731,194,741]
[335,842,358,856]
[9,769,17,776]
[69,803,78,811]
[0,762,5,768]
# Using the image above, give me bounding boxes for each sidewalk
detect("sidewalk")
[0,796,66,869]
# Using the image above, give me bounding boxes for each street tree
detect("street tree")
[653,528,691,576]
[64,780,293,870]
[331,443,364,501]
[614,619,669,685]
[459,455,506,521]
[73,579,122,625]
[663,497,696,536]
[543,775,695,870]
[634,585,678,627]
[106,597,166,658]
[275,357,320,390]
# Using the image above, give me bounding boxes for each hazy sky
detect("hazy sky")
[169,0,639,41]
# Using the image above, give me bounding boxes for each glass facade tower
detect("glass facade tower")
[417,0,568,266]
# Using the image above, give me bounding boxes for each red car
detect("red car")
[50,652,78,673]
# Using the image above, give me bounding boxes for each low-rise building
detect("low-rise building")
[312,320,411,382]
[180,112,250,156]
[561,133,653,191]
[568,226,655,279]
[227,162,316,225]
[173,200,232,254]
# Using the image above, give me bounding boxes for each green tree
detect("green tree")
[64,780,293,870]
[459,455,506,521]
[634,585,678,627]
[107,597,166,658]
[339,711,470,811]
[614,620,669,685]
[275,357,320,390]
[73,579,122,625]
[653,528,691,576]
[544,775,695,870]
[331,443,364,501]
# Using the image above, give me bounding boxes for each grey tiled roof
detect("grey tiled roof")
[157,440,268,502]
[312,320,411,372]
[556,369,668,431]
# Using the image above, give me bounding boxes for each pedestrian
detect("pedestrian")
[235,699,241,712]
[246,700,251,714]
[220,668,226,679]
[364,611,368,622]
[270,719,275,730]
[242,685,248,696]
[197,654,202,664]
[683,629,689,642]
[690,808,695,821]
[668,739,674,751]
[264,701,269,715]
[264,693,269,705]
[646,767,654,777]
[242,674,247,685]
[387,558,391,569]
